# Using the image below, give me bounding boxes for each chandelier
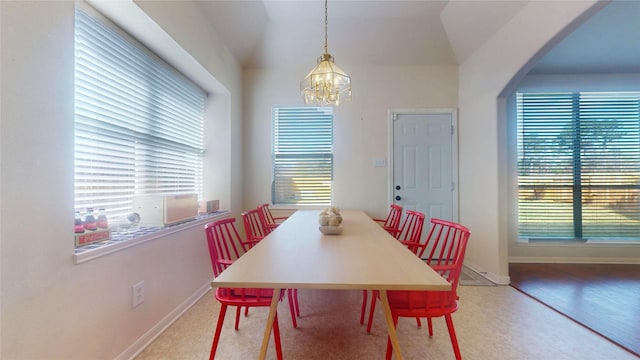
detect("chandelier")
[300,0,351,106]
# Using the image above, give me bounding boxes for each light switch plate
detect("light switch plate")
[373,158,386,167]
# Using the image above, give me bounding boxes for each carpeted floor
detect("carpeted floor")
[509,263,640,358]
[459,266,496,287]
[135,284,637,360]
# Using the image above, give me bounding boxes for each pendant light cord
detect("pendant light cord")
[324,0,328,55]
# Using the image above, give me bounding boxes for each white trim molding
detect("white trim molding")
[117,283,212,360]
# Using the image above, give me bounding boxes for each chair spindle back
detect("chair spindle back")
[242,208,267,249]
[396,210,426,255]
[204,217,245,277]
[420,218,471,290]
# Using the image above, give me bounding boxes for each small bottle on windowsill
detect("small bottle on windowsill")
[74,211,85,234]
[97,208,109,229]
[83,208,98,231]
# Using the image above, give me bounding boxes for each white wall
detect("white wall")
[2,0,636,358]
[0,1,242,359]
[243,66,458,219]
[245,0,623,286]
[457,0,606,283]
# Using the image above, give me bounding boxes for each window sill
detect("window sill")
[517,238,640,246]
[73,210,230,264]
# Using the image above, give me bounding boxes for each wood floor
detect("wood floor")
[509,263,640,358]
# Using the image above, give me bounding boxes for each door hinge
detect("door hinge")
[451,125,454,135]
[451,182,455,191]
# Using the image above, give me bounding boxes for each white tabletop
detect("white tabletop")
[212,209,450,291]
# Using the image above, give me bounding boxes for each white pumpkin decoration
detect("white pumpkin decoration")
[318,214,330,226]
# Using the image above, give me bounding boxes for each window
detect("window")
[516,91,640,241]
[272,107,333,206]
[74,8,206,220]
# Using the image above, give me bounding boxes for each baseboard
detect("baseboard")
[116,282,212,360]
[508,256,640,264]
[463,261,510,285]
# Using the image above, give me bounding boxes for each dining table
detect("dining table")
[211,209,451,359]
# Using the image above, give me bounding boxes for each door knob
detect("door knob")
[395,185,401,190]
[395,196,401,201]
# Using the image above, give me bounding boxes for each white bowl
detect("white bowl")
[319,225,343,235]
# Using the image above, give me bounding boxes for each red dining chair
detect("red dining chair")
[241,208,267,248]
[205,217,289,359]
[363,210,426,332]
[373,204,403,237]
[384,219,470,360]
[257,203,288,234]
[256,204,300,320]
[242,207,301,327]
[395,210,426,254]
[361,205,404,324]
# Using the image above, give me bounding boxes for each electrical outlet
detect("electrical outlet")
[132,281,145,308]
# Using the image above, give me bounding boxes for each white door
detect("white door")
[391,110,458,223]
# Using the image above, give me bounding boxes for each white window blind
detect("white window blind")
[74,8,205,219]
[517,91,640,241]
[272,107,333,205]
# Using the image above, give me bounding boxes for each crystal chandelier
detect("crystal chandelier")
[300,0,351,106]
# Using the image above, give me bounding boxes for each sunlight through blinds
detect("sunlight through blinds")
[272,107,333,206]
[74,8,206,218]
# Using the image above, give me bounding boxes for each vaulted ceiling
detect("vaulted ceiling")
[197,0,640,74]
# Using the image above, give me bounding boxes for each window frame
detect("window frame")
[74,5,206,226]
[271,106,334,206]
[514,90,640,243]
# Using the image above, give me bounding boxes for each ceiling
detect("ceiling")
[529,0,640,74]
[197,0,640,74]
